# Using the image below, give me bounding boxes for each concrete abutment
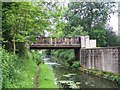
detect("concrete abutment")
[80,47,120,74]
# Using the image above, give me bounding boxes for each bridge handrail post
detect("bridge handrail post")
[37,37,39,44]
[50,37,53,45]
[71,38,72,45]
[67,38,69,45]
[55,38,56,46]
[42,37,44,44]
[79,37,81,44]
[75,37,77,44]
[73,38,75,44]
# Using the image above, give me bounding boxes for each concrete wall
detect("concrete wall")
[80,36,96,48]
[80,47,120,74]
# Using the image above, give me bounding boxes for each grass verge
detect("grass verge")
[39,64,58,88]
[4,58,58,88]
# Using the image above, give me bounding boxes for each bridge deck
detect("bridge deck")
[30,37,81,49]
[30,44,81,49]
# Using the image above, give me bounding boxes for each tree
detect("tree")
[45,2,67,37]
[117,36,120,46]
[2,2,66,54]
[65,25,88,37]
[2,2,34,54]
[90,29,107,46]
[64,2,116,46]
[106,29,118,46]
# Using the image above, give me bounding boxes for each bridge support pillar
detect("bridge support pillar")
[74,48,80,61]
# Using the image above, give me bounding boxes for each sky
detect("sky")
[109,13,118,35]
[109,2,118,35]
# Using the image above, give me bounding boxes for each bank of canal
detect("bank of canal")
[43,57,120,88]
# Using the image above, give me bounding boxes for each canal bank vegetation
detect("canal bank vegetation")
[51,49,80,69]
[2,48,58,88]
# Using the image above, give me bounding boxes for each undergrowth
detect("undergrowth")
[51,49,80,69]
[1,48,57,88]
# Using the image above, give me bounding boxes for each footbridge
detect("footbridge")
[30,37,81,49]
[30,36,96,61]
[30,36,120,74]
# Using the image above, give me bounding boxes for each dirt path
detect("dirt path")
[34,64,40,89]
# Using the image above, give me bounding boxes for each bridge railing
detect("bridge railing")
[32,37,81,45]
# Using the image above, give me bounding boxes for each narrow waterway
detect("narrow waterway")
[43,57,120,89]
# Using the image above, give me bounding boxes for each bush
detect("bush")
[59,51,66,58]
[2,48,46,88]
[31,50,44,65]
[71,61,80,69]
[51,49,75,67]
[0,48,2,89]
[2,48,19,88]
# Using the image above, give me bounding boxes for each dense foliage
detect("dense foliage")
[63,2,118,47]
[2,48,18,88]
[1,47,57,88]
[0,48,2,89]
[2,2,65,54]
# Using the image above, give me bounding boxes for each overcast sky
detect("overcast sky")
[109,2,118,35]
[109,13,118,35]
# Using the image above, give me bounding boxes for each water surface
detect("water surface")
[43,57,120,88]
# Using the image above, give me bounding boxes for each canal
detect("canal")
[43,57,120,89]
